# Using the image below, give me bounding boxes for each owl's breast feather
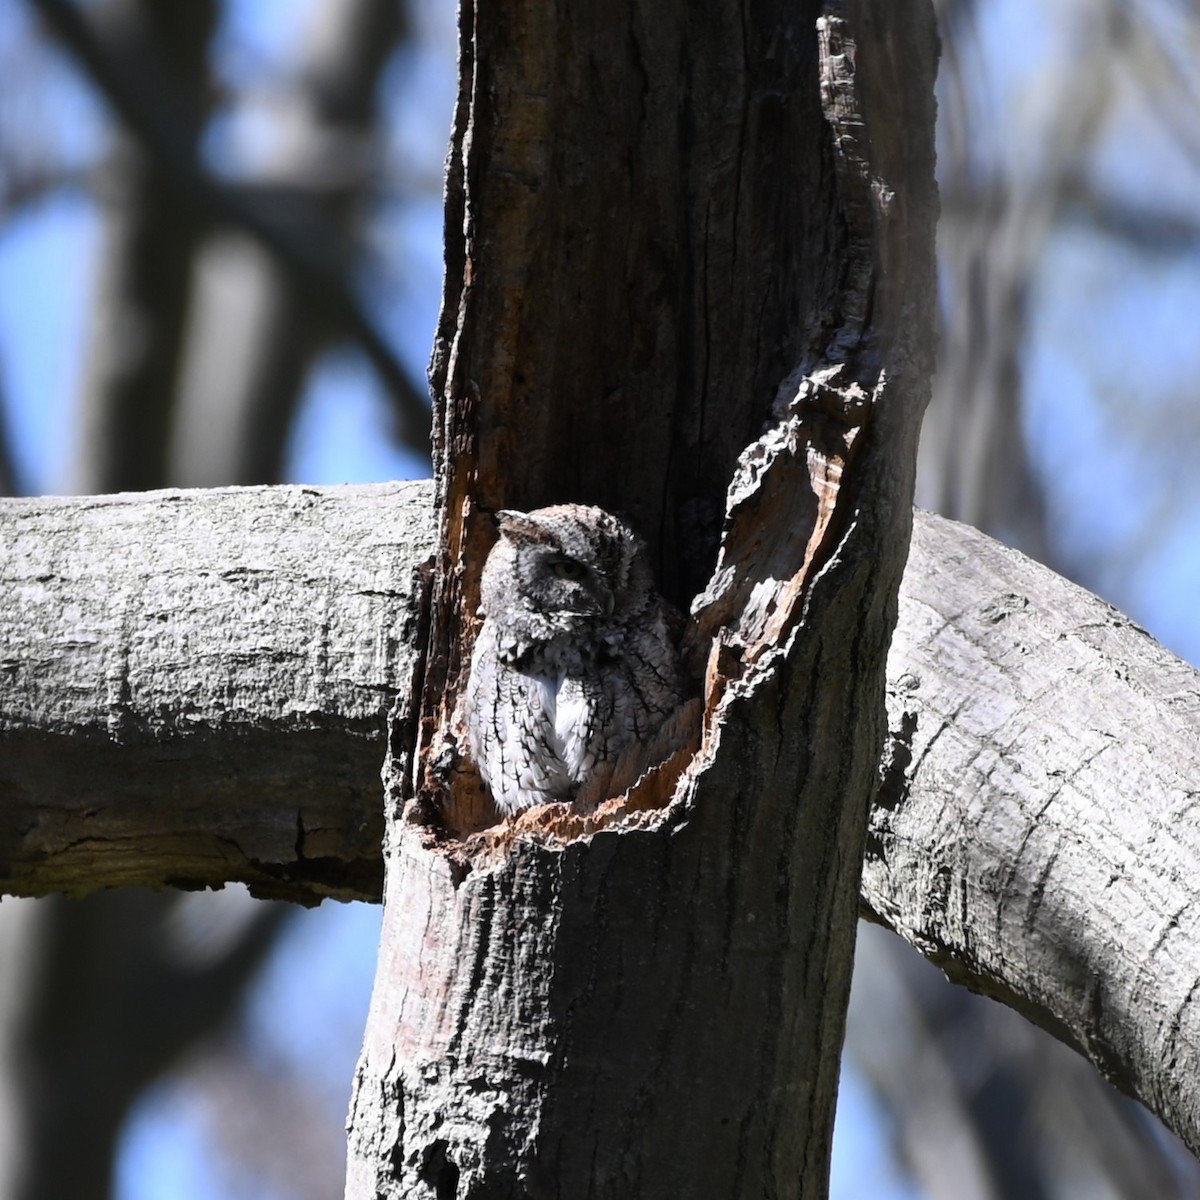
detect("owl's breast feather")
[533,673,590,780]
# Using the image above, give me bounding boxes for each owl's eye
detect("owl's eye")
[551,558,588,581]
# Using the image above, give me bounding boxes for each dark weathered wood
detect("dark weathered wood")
[428,0,847,609]
[0,481,433,902]
[347,0,938,1195]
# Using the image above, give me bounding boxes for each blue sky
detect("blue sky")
[3,1,1199,1198]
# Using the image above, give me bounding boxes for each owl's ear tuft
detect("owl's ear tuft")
[496,509,550,545]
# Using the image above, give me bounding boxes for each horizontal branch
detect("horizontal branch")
[864,511,1200,1158]
[0,481,434,902]
[2,486,1198,1154]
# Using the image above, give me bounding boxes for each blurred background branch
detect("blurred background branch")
[27,0,430,480]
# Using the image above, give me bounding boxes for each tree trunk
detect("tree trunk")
[345,0,937,1195]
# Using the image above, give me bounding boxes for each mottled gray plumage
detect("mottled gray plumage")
[463,504,686,816]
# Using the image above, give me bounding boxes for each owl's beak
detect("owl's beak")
[583,580,615,616]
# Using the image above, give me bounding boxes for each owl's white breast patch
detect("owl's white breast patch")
[531,673,592,780]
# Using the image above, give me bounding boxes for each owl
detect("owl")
[462,504,687,817]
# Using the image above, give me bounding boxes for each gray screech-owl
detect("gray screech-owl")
[463,504,687,817]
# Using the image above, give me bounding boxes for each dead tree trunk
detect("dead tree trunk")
[345,1,938,1196]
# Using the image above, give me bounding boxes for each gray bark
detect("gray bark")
[4,490,1199,1166]
[0,480,433,902]
[865,509,1200,1167]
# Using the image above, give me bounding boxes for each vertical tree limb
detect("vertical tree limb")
[346,2,938,1197]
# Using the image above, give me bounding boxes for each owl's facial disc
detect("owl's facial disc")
[541,551,613,616]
